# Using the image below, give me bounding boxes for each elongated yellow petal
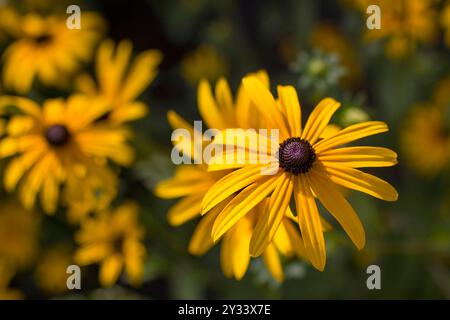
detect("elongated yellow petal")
[99,254,123,287]
[212,175,280,241]
[188,200,227,256]
[318,146,398,168]
[0,96,42,119]
[4,147,44,192]
[294,176,326,271]
[277,85,302,137]
[308,168,366,250]
[167,193,203,226]
[243,76,290,139]
[215,78,235,126]
[40,172,59,214]
[263,244,284,282]
[282,218,307,258]
[201,165,265,214]
[228,217,252,280]
[301,98,340,145]
[153,167,212,199]
[250,174,293,257]
[323,163,398,201]
[314,121,388,153]
[198,80,226,129]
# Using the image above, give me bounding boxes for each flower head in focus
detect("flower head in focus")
[76,39,162,124]
[0,95,133,214]
[202,76,398,271]
[74,202,146,288]
[155,71,312,281]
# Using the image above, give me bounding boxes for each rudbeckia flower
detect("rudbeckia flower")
[202,76,398,271]
[74,202,146,288]
[76,39,162,124]
[0,95,133,214]
[155,71,313,281]
[1,10,104,93]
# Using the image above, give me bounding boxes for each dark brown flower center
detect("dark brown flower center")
[45,125,70,146]
[279,137,316,174]
[34,34,52,45]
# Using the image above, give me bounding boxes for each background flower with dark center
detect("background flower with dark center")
[0,9,104,93]
[154,71,313,281]
[76,39,162,124]
[351,0,438,58]
[74,202,146,288]
[202,76,398,271]
[0,95,133,214]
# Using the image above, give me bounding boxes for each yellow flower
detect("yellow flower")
[401,104,450,177]
[1,10,104,93]
[354,0,438,58]
[155,72,314,281]
[64,168,118,224]
[34,244,72,295]
[76,39,162,124]
[181,44,228,86]
[74,202,146,288]
[310,23,362,87]
[0,260,23,300]
[0,201,39,269]
[0,95,133,214]
[202,76,398,271]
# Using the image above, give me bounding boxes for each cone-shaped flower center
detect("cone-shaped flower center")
[45,125,70,146]
[279,137,316,174]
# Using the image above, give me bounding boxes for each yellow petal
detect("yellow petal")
[277,85,302,137]
[323,163,398,201]
[201,165,265,214]
[242,76,290,139]
[188,201,226,256]
[198,80,226,129]
[314,121,388,153]
[215,77,235,126]
[308,168,366,250]
[301,98,340,145]
[212,175,280,241]
[294,176,326,271]
[263,244,284,282]
[167,193,203,226]
[250,174,293,257]
[228,217,252,280]
[318,146,398,168]
[99,254,123,287]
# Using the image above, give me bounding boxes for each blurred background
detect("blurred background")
[0,0,450,299]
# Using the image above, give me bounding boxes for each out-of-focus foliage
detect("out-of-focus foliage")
[0,0,449,299]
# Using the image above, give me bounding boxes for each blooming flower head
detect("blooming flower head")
[181,44,228,86]
[202,76,398,271]
[76,39,162,124]
[74,202,146,288]
[0,95,133,214]
[155,71,311,281]
[353,0,438,58]
[1,10,104,93]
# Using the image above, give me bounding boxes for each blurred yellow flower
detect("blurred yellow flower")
[155,72,313,281]
[203,76,398,271]
[401,104,450,177]
[74,202,146,288]
[353,0,438,58]
[181,44,228,85]
[0,201,39,269]
[34,244,72,295]
[0,95,133,214]
[76,39,162,124]
[1,10,104,93]
[310,23,362,87]
[0,260,23,300]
